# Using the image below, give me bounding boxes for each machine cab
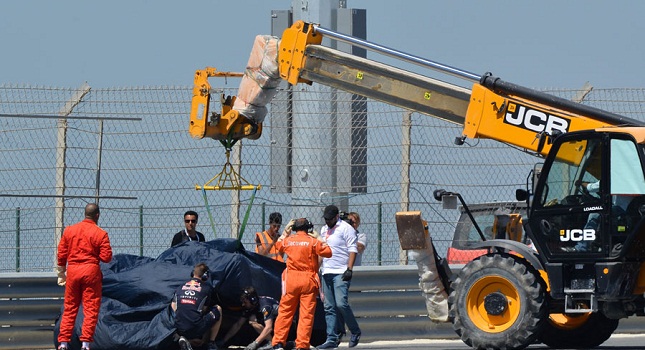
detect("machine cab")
[528,129,645,260]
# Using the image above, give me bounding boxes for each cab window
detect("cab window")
[540,138,602,207]
[610,139,645,196]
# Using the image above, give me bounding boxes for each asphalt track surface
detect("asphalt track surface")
[225,334,645,350]
[350,334,645,349]
[329,317,645,350]
[43,334,645,350]
[42,318,645,349]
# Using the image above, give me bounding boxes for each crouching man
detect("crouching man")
[219,286,279,350]
[172,263,223,350]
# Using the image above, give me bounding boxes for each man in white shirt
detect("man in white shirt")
[318,205,362,349]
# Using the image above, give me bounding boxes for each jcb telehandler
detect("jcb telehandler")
[190,20,645,350]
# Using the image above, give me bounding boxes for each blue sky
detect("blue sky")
[2,1,644,89]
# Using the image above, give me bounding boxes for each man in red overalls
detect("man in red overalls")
[271,218,332,350]
[56,203,113,350]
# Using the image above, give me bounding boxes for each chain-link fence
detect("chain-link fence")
[2,82,645,272]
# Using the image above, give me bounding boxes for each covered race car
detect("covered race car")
[54,239,325,350]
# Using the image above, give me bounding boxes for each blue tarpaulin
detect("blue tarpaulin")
[54,239,324,350]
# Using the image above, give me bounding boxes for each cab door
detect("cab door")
[528,132,609,259]
[528,131,645,260]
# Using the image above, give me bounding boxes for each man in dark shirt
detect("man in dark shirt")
[172,210,206,247]
[172,263,222,350]
[218,287,279,350]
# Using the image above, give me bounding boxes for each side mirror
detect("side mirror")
[433,189,458,209]
[516,189,528,201]
[433,189,447,201]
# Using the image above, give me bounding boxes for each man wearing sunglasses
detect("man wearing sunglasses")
[172,210,206,247]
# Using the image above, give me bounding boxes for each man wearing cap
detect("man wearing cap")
[318,205,362,349]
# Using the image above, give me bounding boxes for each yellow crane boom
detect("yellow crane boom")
[191,20,642,156]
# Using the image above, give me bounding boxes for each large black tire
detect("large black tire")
[448,254,547,350]
[539,312,619,349]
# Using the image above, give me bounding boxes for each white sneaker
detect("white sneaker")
[179,336,194,350]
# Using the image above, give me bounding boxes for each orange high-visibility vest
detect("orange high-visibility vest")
[255,231,284,262]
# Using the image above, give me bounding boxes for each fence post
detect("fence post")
[55,83,92,267]
[139,205,144,257]
[95,120,104,205]
[377,202,382,266]
[15,207,20,272]
[400,111,412,265]
[261,202,266,231]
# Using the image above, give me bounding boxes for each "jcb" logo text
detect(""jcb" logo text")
[560,229,596,242]
[505,103,570,135]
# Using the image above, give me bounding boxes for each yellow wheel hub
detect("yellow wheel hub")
[466,275,520,333]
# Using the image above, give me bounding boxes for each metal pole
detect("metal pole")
[15,207,20,272]
[230,143,242,238]
[95,120,104,205]
[55,83,91,267]
[313,24,480,82]
[400,112,412,264]
[261,202,266,231]
[55,117,68,262]
[139,205,144,257]
[0,113,140,121]
[377,201,382,266]
[290,0,340,220]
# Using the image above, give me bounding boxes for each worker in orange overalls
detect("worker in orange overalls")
[271,218,332,350]
[56,203,113,350]
[255,212,285,262]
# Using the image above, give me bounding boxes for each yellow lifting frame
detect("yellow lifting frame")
[195,148,261,191]
[196,145,261,241]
